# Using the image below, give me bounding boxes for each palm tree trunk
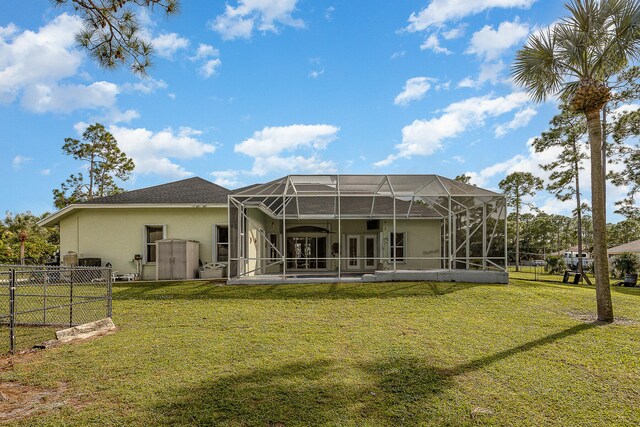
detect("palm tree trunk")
[585,108,613,322]
[515,203,520,272]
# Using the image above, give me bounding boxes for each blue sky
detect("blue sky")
[0,0,630,220]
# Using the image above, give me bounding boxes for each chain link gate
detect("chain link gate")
[0,265,112,354]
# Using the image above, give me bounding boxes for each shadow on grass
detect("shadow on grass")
[611,285,640,296]
[153,322,600,426]
[113,281,492,302]
[153,358,453,426]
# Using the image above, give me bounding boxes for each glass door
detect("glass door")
[286,236,327,269]
[364,235,377,269]
[347,235,361,270]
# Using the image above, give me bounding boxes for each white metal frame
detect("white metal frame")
[227,174,507,280]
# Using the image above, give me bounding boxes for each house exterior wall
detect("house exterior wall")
[236,216,442,276]
[58,207,227,280]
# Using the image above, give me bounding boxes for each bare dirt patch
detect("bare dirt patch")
[567,312,638,325]
[0,381,67,422]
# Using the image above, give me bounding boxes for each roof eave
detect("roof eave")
[37,203,229,227]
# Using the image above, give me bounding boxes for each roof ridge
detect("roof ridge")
[79,176,231,205]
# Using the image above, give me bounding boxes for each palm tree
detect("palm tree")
[4,213,35,265]
[512,0,640,322]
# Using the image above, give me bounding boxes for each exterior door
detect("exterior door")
[286,236,327,269]
[364,235,377,270]
[346,235,360,270]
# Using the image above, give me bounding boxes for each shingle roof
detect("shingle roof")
[608,239,640,254]
[82,177,231,204]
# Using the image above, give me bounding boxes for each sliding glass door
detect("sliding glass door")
[286,236,327,269]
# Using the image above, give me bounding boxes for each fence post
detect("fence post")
[43,271,47,325]
[69,268,74,327]
[9,269,15,354]
[107,268,112,319]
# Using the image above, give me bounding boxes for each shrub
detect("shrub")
[545,255,566,274]
[610,252,640,279]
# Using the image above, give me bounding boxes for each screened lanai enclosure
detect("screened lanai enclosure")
[227,175,508,284]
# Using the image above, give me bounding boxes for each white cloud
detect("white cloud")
[406,0,537,32]
[495,107,537,137]
[0,14,82,102]
[21,80,119,113]
[464,137,567,188]
[436,81,451,91]
[252,155,336,176]
[375,92,531,166]
[151,32,190,58]
[442,25,466,39]
[0,23,19,39]
[610,103,640,119]
[477,61,506,85]
[308,69,324,79]
[211,0,304,40]
[106,109,141,124]
[394,77,433,106]
[462,135,631,217]
[465,153,529,187]
[391,51,406,60]
[236,124,338,157]
[12,155,31,169]
[325,6,335,21]
[191,43,219,60]
[109,125,217,178]
[189,43,222,78]
[456,61,507,88]
[0,14,89,108]
[41,169,51,175]
[200,59,222,78]
[235,124,339,175]
[0,14,148,114]
[457,77,476,88]
[122,77,168,94]
[420,34,451,54]
[467,20,530,61]
[210,170,243,188]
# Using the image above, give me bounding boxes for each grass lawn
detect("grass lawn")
[1,274,639,426]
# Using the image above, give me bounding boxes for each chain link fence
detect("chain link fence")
[0,265,112,354]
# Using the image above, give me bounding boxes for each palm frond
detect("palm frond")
[512,28,565,102]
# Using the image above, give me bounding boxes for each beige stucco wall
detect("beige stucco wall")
[59,207,227,280]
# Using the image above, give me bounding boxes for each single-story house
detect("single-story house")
[608,239,640,257]
[39,174,508,284]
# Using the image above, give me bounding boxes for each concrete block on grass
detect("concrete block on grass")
[56,318,116,343]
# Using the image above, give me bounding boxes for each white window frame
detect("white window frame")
[212,224,229,265]
[390,231,407,264]
[143,224,166,264]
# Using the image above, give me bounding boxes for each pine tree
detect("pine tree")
[53,123,135,209]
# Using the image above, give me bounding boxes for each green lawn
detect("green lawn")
[1,274,639,426]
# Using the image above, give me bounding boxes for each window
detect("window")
[213,225,229,263]
[390,232,406,263]
[145,225,165,263]
[268,234,279,261]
